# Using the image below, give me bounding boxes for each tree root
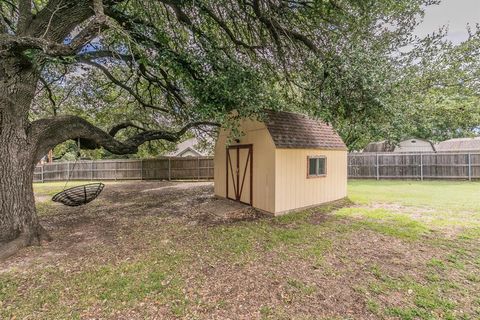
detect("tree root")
[37,224,53,243]
[0,224,52,261]
[0,233,30,260]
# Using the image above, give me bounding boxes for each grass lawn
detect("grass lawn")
[1,180,479,319]
[349,180,480,212]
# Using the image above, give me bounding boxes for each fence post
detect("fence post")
[66,162,70,181]
[420,153,423,181]
[197,157,200,181]
[141,159,144,180]
[468,153,472,181]
[91,160,94,181]
[41,165,44,183]
[168,158,171,181]
[376,154,380,180]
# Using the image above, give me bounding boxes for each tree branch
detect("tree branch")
[109,121,147,136]
[199,5,264,51]
[0,0,109,56]
[104,7,203,81]
[76,50,188,111]
[76,50,134,62]
[17,0,32,34]
[0,34,74,56]
[77,58,171,113]
[70,0,109,49]
[30,115,219,163]
[39,76,57,116]
[250,0,320,55]
[69,17,108,51]
[29,0,95,42]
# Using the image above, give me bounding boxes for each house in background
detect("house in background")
[38,150,54,164]
[214,110,348,216]
[393,138,436,153]
[363,138,435,153]
[166,138,211,157]
[363,141,395,153]
[435,137,480,152]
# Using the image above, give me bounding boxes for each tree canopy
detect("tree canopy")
[3,0,479,257]
[397,29,480,143]
[2,0,443,154]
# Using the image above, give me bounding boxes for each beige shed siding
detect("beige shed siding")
[214,119,276,213]
[274,149,347,214]
[214,131,229,197]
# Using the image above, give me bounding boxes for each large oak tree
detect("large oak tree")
[0,0,434,258]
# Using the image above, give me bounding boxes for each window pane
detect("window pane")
[309,158,317,175]
[318,158,326,175]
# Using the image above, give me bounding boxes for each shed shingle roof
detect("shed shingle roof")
[263,110,347,150]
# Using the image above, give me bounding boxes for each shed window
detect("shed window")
[308,156,326,177]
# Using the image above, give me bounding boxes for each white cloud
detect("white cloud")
[415,0,480,43]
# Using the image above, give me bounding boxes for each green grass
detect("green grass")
[286,278,316,295]
[459,227,480,240]
[427,258,446,270]
[366,299,381,315]
[363,268,460,320]
[348,180,480,232]
[382,278,457,319]
[348,179,480,212]
[335,207,430,240]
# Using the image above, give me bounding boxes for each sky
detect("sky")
[415,0,480,43]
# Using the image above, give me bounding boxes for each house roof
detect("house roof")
[166,138,209,156]
[263,110,347,150]
[435,137,480,152]
[394,138,435,153]
[363,141,395,153]
[363,138,435,153]
[176,147,202,157]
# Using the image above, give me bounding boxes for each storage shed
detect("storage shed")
[214,110,348,215]
[393,138,435,153]
[363,138,435,153]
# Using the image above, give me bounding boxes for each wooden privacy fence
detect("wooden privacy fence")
[34,153,480,182]
[33,157,214,182]
[348,152,480,180]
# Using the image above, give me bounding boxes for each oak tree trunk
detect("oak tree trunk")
[0,146,44,258]
[0,57,50,259]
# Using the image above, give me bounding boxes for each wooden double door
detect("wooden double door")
[226,144,253,205]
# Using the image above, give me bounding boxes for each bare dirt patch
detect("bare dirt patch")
[2,181,261,273]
